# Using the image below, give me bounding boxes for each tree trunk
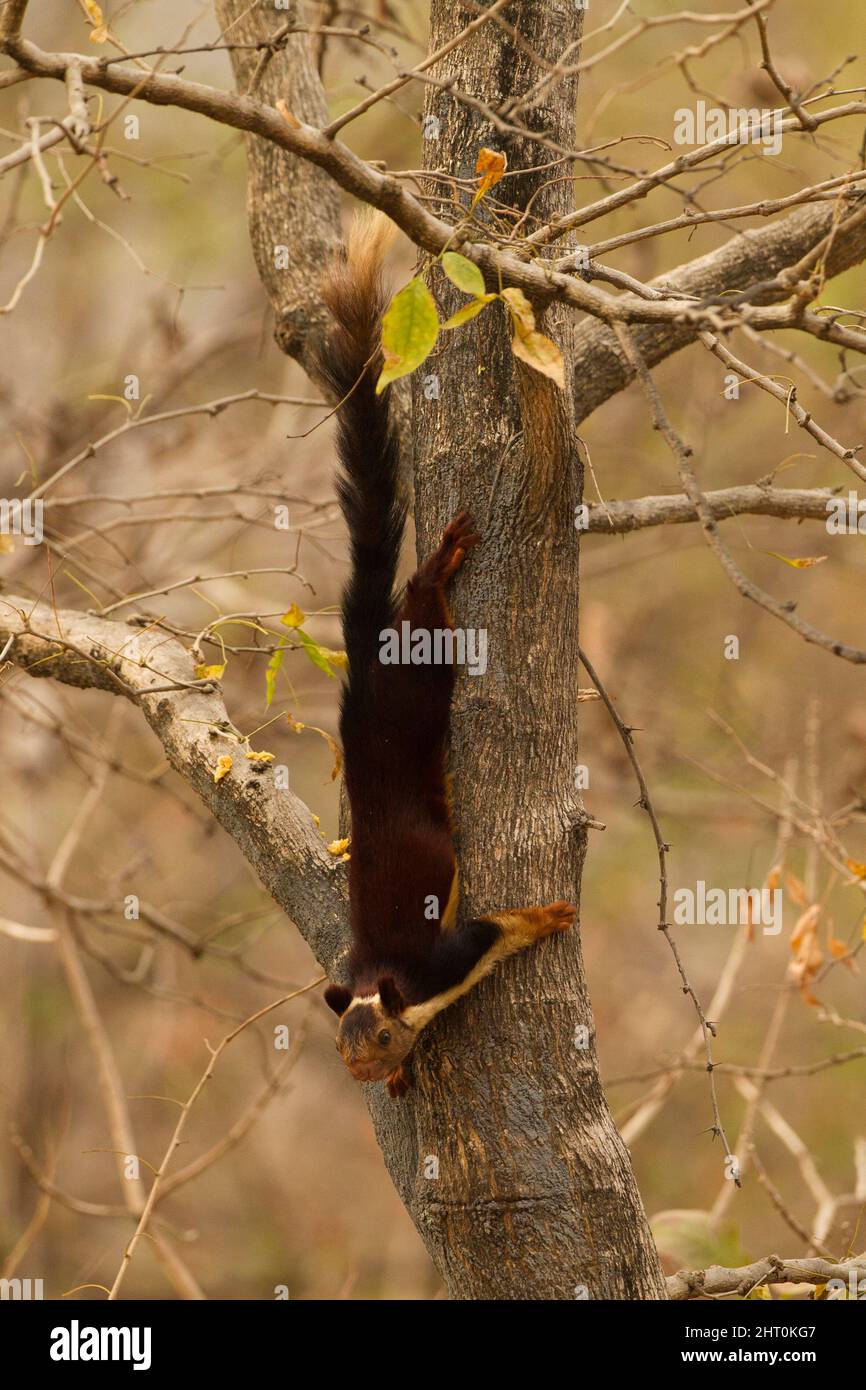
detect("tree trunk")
[213,0,341,379]
[363,1,666,1300]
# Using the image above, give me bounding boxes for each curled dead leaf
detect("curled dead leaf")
[765,551,827,569]
[472,147,507,206]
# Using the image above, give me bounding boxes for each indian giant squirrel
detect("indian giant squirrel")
[318,214,575,1099]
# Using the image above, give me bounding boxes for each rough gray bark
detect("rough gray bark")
[360,0,666,1300]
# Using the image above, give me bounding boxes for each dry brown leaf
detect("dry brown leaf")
[785,872,809,908]
[213,755,233,783]
[473,147,507,204]
[286,712,342,780]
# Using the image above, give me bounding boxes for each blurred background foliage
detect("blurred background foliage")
[1,0,864,1298]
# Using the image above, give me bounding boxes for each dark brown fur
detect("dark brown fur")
[318,215,574,1096]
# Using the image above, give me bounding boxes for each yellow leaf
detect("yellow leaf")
[510,328,565,388]
[327,838,350,856]
[501,286,536,333]
[747,1285,772,1300]
[213,755,233,783]
[89,23,109,42]
[295,627,337,678]
[377,277,439,392]
[84,0,104,21]
[846,858,866,880]
[280,604,305,629]
[441,252,486,297]
[500,287,564,386]
[442,295,496,330]
[195,663,225,680]
[311,813,321,828]
[322,648,349,670]
[765,552,827,569]
[471,147,507,207]
[246,749,275,764]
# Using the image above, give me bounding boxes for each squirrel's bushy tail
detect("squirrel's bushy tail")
[318,212,405,679]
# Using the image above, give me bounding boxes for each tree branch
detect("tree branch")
[0,0,28,40]
[585,485,841,533]
[667,1255,866,1301]
[612,325,866,664]
[6,31,865,353]
[572,198,866,424]
[0,597,347,972]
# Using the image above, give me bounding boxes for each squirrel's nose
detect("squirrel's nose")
[347,1059,385,1082]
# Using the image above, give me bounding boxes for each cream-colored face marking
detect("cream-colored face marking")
[335,996,416,1080]
[344,992,380,1011]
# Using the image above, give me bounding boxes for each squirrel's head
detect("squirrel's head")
[324,976,417,1081]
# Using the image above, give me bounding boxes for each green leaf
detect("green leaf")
[441,252,486,297]
[295,627,336,678]
[442,295,496,330]
[265,645,286,707]
[377,276,439,392]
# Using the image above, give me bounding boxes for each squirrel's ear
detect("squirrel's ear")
[324,984,353,1017]
[378,976,405,1017]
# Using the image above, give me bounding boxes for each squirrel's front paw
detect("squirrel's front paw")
[436,512,481,582]
[540,901,576,936]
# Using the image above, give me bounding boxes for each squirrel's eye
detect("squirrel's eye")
[378,1029,391,1046]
